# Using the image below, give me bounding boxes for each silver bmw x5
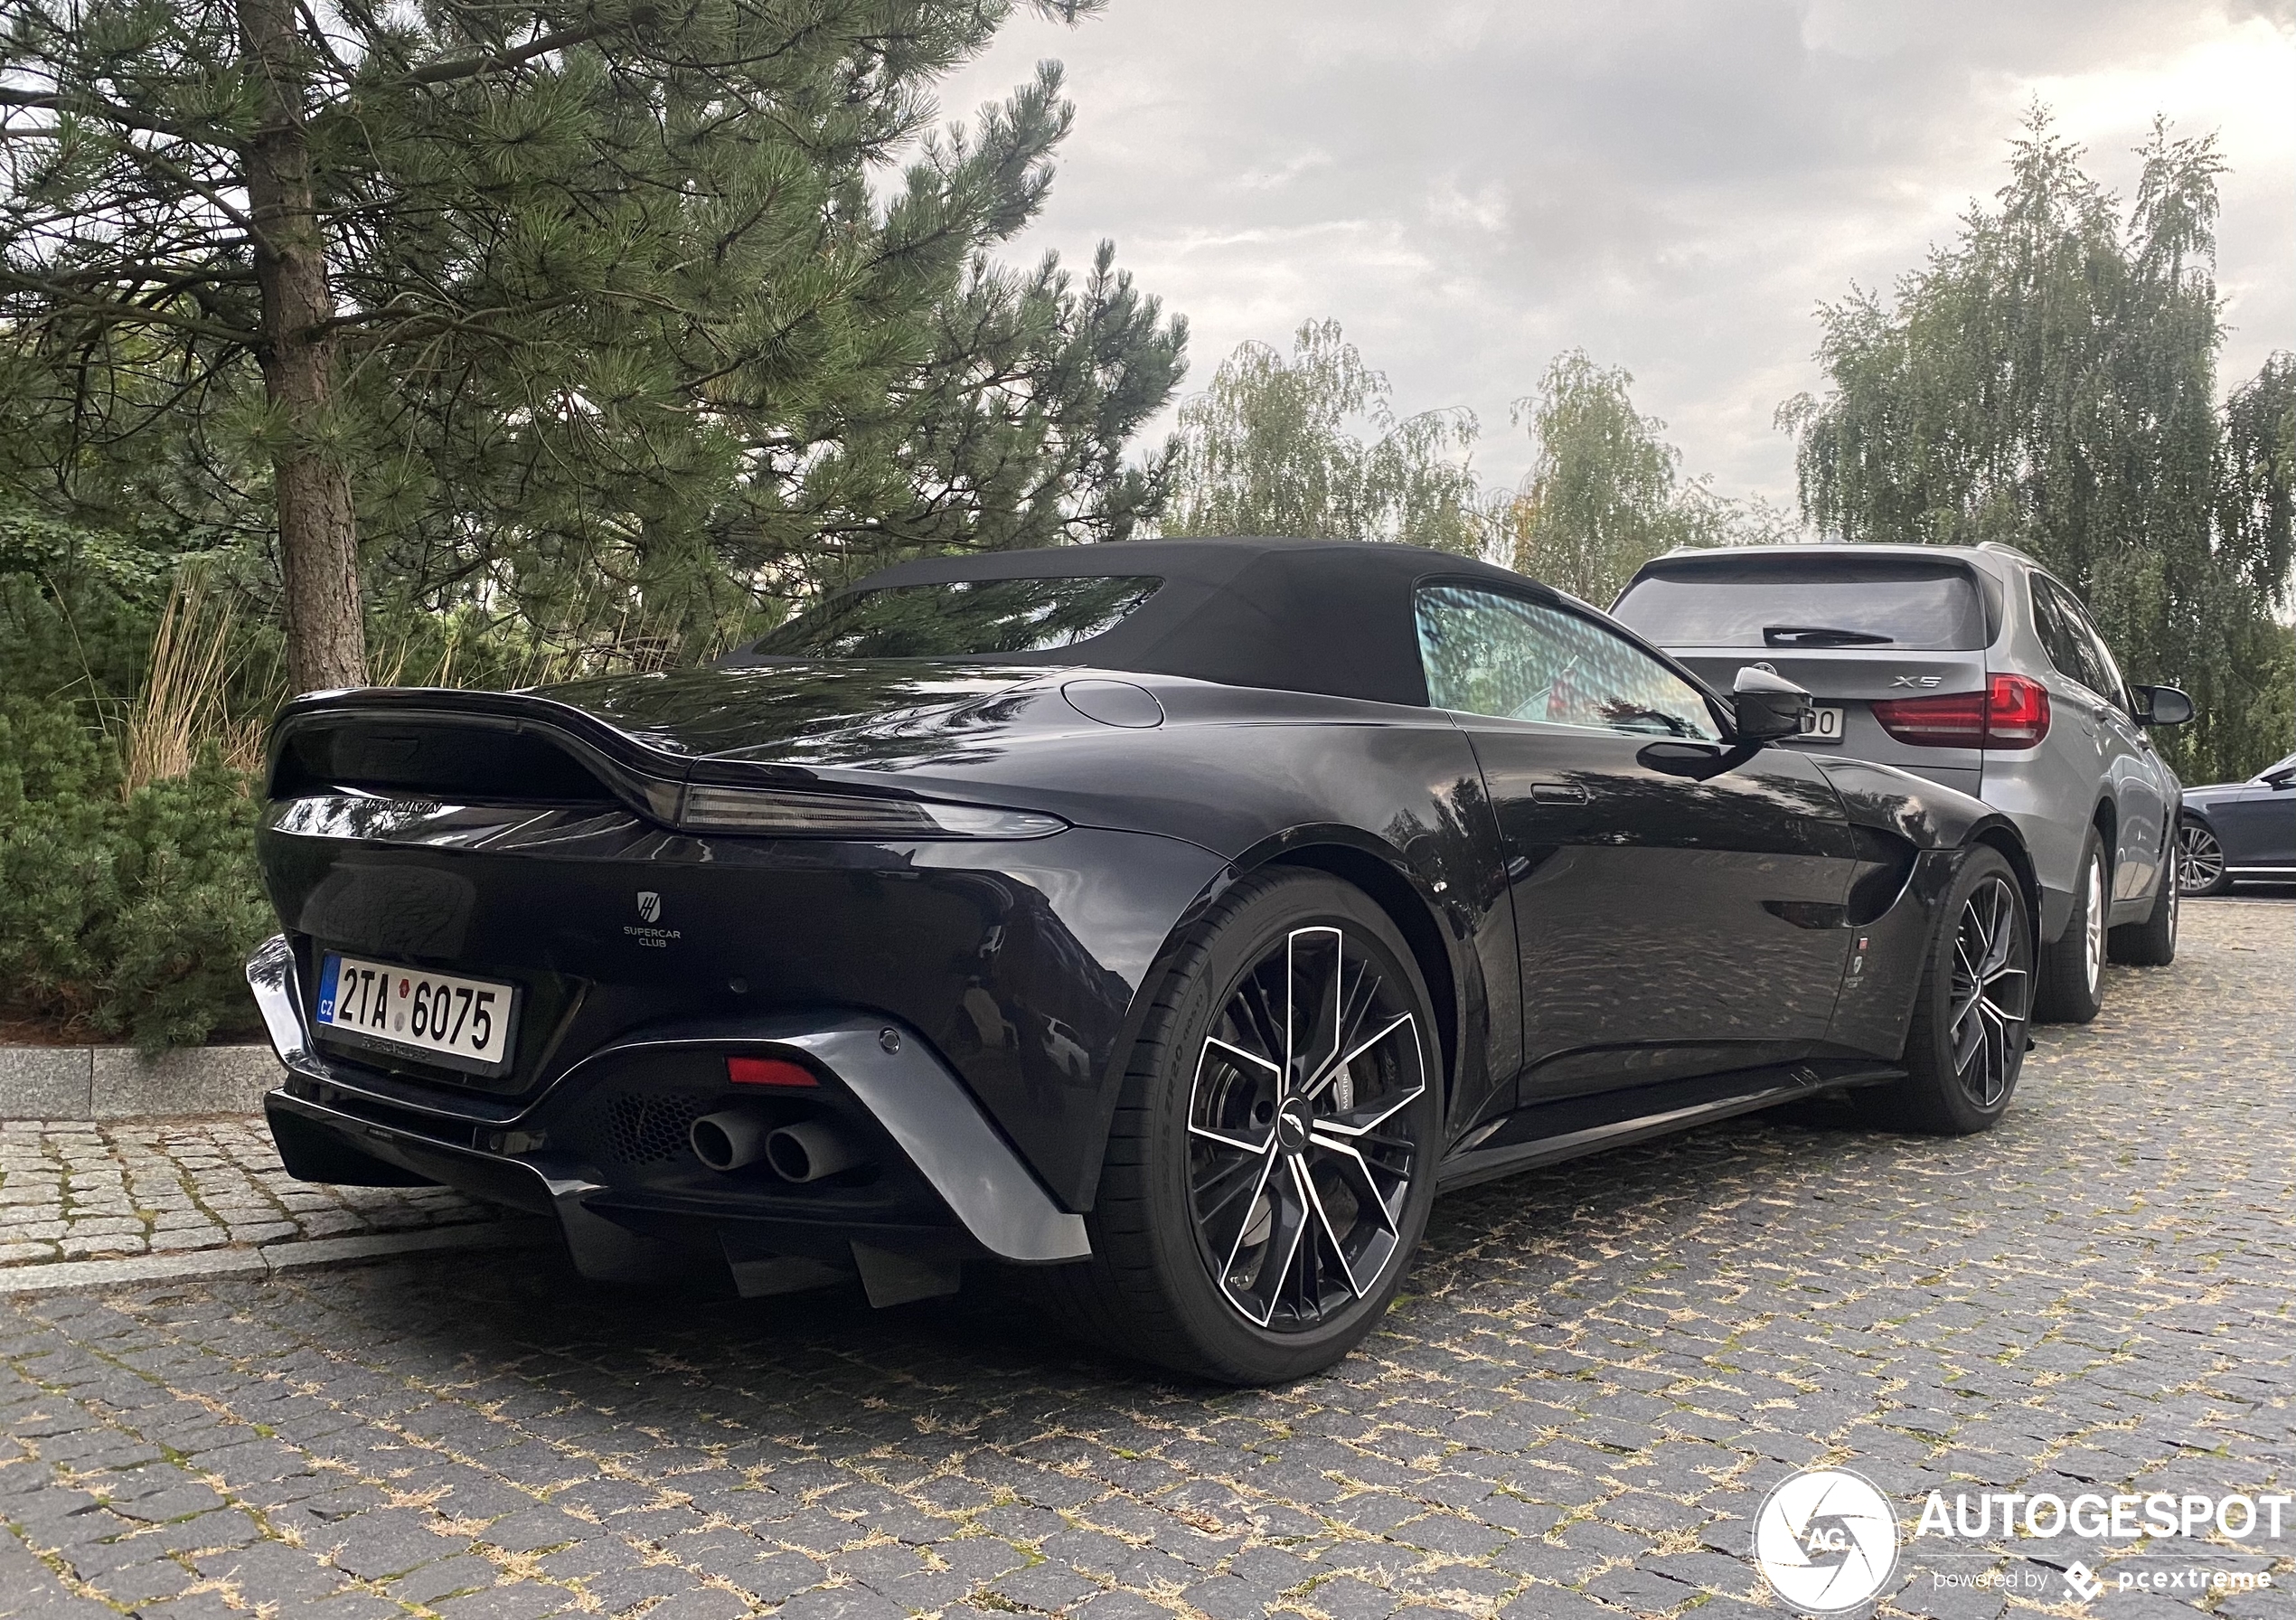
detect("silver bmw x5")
[1613,541,2193,1022]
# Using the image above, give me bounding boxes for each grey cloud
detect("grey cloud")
[935,1,2294,505]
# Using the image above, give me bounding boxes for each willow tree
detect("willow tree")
[1160,319,1482,553]
[0,1,1183,689]
[1481,350,1802,605]
[1781,111,2295,779]
[1485,351,1678,602]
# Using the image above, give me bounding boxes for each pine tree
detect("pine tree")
[1,1,1183,687]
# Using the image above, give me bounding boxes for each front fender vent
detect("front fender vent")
[1847,824,1919,926]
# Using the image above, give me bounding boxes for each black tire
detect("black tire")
[1033,870,1442,1384]
[1851,845,2032,1135]
[2175,818,2232,898]
[2107,852,2178,967]
[2033,827,2106,1024]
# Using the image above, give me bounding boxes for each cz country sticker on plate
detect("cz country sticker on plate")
[315,953,519,1077]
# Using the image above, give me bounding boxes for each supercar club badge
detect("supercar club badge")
[1754,1467,1900,1613]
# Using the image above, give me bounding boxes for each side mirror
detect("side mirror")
[2266,768,2296,791]
[2132,684,2195,726]
[1732,665,1812,743]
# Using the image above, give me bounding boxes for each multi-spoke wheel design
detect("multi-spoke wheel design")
[1945,873,2031,1109]
[2177,821,2227,896]
[1852,847,2032,1135]
[1186,926,1426,1332]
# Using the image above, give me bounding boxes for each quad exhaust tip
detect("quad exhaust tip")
[690,1108,865,1182]
[764,1119,862,1182]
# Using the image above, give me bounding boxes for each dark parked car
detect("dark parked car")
[249,538,2042,1382]
[2178,751,2296,895]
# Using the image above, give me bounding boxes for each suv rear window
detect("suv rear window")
[752,575,1162,659]
[1612,556,1989,651]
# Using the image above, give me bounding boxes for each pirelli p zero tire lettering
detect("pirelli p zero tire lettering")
[1034,870,1442,1384]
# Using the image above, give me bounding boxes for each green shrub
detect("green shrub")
[0,692,268,1050]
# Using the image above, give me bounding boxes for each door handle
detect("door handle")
[1530,782,1589,805]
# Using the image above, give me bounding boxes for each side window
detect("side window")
[2070,607,2130,711]
[2031,579,2091,691]
[2031,577,2115,701]
[1416,585,1720,740]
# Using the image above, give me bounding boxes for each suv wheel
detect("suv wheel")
[2107,852,2178,967]
[2034,831,2107,1023]
[1035,871,1441,1384]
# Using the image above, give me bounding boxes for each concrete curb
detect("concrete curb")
[0,1216,558,1298]
[0,1044,283,1121]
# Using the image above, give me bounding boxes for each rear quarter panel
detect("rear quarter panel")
[259,802,1227,1213]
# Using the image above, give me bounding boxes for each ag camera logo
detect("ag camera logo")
[1754,1467,1900,1613]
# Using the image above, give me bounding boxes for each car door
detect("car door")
[2217,756,2296,868]
[2046,579,2168,909]
[1415,583,1858,1106]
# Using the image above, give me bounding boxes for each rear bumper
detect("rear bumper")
[246,936,1089,1285]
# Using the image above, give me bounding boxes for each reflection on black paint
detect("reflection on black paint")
[1454,721,1858,1097]
[260,794,1219,1210]
[297,861,476,959]
[537,662,1053,772]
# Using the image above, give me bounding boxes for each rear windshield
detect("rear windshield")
[1612,556,1988,651]
[752,575,1162,659]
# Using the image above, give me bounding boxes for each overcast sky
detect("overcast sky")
[932,0,2295,510]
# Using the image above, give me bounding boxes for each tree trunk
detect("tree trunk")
[240,0,365,693]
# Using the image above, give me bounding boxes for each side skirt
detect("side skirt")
[1435,1060,1903,1193]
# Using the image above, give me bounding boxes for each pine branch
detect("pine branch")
[0,272,259,344]
[21,263,258,294]
[394,22,624,89]
[0,89,223,146]
[115,139,268,243]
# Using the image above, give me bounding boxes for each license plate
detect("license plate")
[315,953,519,1077]
[1799,705,1845,742]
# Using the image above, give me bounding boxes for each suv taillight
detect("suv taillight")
[1872,673,2051,749]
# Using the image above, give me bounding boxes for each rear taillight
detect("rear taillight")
[659,782,1067,840]
[1872,673,2051,749]
[1981,673,2051,747]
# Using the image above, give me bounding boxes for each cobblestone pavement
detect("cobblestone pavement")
[0,1120,491,1267]
[0,900,2288,1620]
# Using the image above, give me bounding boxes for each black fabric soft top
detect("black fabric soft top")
[756,537,1573,708]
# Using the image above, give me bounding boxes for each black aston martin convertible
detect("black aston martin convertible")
[249,538,2039,1382]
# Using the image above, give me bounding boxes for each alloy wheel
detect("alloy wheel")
[2177,824,2225,895]
[2080,853,2105,994]
[1186,926,1426,1331]
[1948,874,2031,1109]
